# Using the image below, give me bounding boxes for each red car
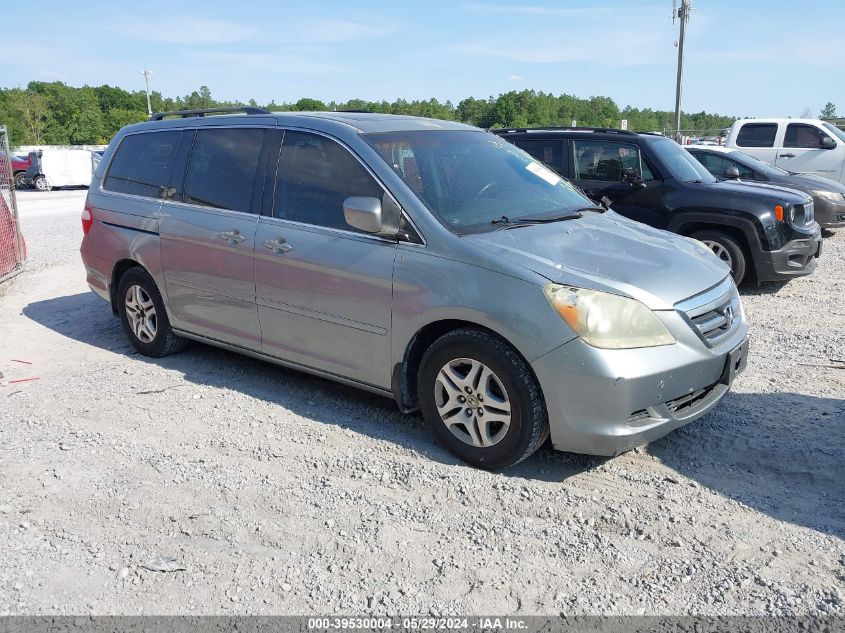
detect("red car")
[11,154,30,189]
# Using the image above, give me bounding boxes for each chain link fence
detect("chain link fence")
[0,125,25,283]
[664,128,730,145]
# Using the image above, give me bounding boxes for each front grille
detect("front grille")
[675,277,742,347]
[626,381,721,425]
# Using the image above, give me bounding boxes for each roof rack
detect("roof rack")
[149,106,271,121]
[490,126,637,135]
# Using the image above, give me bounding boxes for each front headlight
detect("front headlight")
[809,189,845,203]
[543,284,675,349]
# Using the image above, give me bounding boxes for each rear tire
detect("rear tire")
[417,328,548,469]
[117,267,187,357]
[13,171,26,189]
[692,229,748,284]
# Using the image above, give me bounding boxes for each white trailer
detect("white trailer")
[27,149,99,190]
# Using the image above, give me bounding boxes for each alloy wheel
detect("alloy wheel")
[702,239,733,269]
[124,284,157,343]
[434,358,511,447]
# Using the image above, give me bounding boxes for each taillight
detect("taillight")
[81,205,93,235]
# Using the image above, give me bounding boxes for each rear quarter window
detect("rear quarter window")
[735,123,777,148]
[104,131,180,198]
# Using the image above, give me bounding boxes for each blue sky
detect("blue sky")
[5,0,844,117]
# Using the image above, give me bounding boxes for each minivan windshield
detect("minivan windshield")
[649,137,716,183]
[364,130,592,234]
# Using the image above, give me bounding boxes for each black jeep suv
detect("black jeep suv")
[493,128,822,285]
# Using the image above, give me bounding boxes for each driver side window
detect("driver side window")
[274,130,383,231]
[784,124,831,149]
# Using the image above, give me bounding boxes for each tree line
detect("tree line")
[0,81,739,147]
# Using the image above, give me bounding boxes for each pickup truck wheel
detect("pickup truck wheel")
[13,171,26,189]
[692,230,747,284]
[417,328,549,469]
[117,267,187,357]
[33,175,51,191]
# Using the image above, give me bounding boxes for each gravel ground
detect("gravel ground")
[0,189,843,616]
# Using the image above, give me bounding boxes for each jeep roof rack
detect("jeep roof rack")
[149,106,271,121]
[491,126,638,136]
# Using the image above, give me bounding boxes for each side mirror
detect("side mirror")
[821,136,836,150]
[621,167,645,188]
[725,166,741,179]
[343,196,383,233]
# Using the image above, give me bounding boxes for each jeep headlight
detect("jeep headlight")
[544,284,675,349]
[809,189,845,203]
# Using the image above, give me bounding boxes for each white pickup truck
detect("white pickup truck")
[724,118,845,184]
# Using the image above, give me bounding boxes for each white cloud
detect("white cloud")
[451,28,665,67]
[189,51,345,75]
[118,18,258,44]
[464,3,660,18]
[290,19,399,43]
[508,74,523,81]
[464,3,613,17]
[115,16,398,46]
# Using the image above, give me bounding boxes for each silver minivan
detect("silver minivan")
[80,108,749,468]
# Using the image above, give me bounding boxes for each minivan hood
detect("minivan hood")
[711,179,811,203]
[464,211,729,310]
[778,172,845,193]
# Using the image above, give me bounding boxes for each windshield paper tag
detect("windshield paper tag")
[526,161,562,186]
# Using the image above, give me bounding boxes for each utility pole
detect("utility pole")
[141,68,154,117]
[672,0,691,141]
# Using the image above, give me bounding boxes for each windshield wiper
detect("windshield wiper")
[572,205,607,214]
[491,213,582,230]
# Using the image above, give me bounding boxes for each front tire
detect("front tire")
[117,267,187,357]
[692,229,748,284]
[417,328,548,469]
[33,175,51,191]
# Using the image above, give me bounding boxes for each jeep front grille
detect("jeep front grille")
[675,277,742,347]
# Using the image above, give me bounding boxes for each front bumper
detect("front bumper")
[531,309,748,456]
[755,226,822,282]
[815,198,845,229]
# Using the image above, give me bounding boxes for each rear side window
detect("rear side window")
[573,140,653,182]
[784,124,830,149]
[104,131,180,198]
[183,128,266,213]
[735,123,777,148]
[274,130,382,231]
[514,139,564,174]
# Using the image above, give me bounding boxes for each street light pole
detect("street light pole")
[673,0,691,141]
[141,68,154,117]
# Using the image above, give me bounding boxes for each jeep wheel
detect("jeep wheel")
[693,229,747,285]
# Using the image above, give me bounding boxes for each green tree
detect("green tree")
[293,98,327,111]
[820,102,837,119]
[4,90,49,144]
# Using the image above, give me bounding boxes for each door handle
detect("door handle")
[263,237,293,253]
[218,230,246,244]
[779,153,796,158]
